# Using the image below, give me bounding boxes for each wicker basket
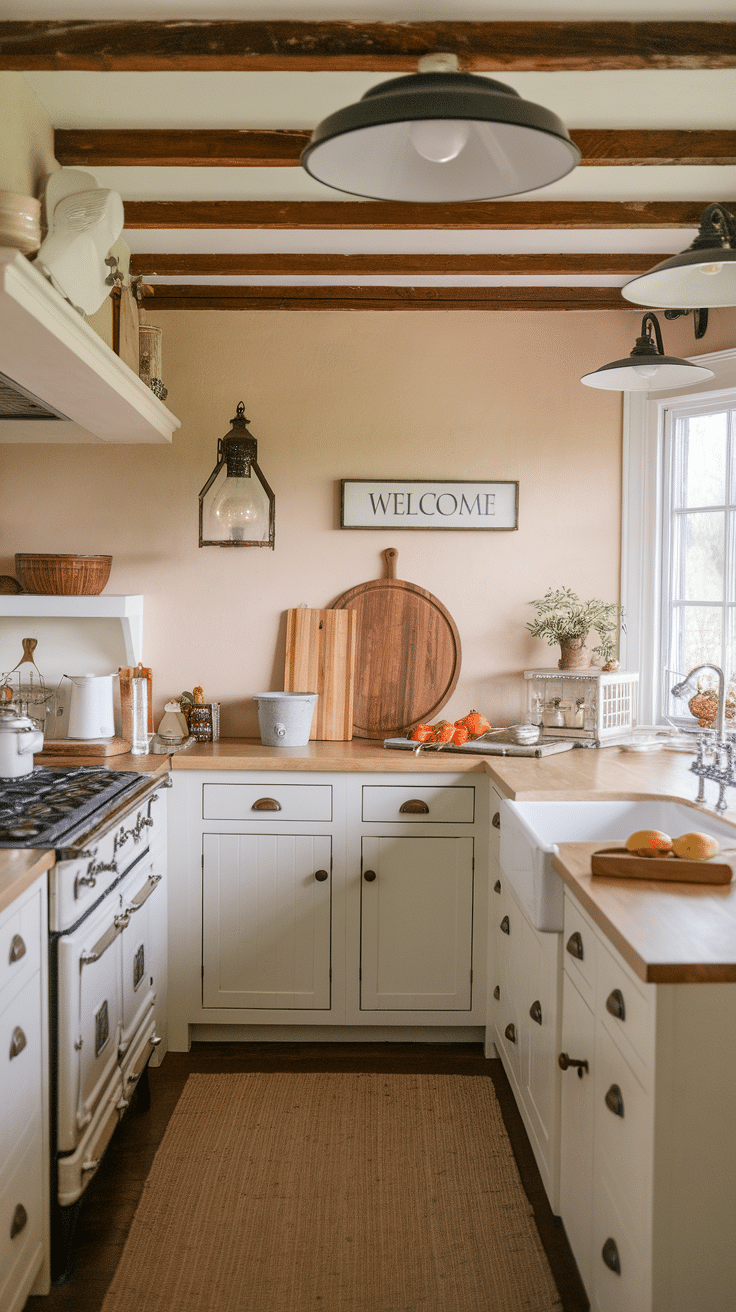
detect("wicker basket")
[14,554,112,595]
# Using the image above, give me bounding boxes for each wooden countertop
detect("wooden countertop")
[552,841,736,984]
[0,848,54,918]
[34,749,170,775]
[170,738,487,773]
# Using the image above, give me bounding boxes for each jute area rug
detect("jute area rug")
[100,1072,563,1312]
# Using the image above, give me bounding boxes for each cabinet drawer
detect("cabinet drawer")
[361,785,474,823]
[594,1024,653,1242]
[202,783,332,822]
[0,887,42,1009]
[592,1171,650,1312]
[596,939,655,1079]
[0,973,43,1191]
[0,1130,44,1312]
[563,894,596,1005]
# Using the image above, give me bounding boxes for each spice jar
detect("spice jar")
[542,698,569,728]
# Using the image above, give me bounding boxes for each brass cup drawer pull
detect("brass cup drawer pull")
[500,915,510,935]
[529,999,543,1025]
[399,799,429,814]
[604,1083,625,1118]
[601,1237,621,1275]
[252,797,281,811]
[314,869,329,882]
[566,931,584,960]
[493,879,501,894]
[605,988,626,1021]
[9,934,26,965]
[10,1203,27,1240]
[492,812,501,829]
[493,985,500,1000]
[363,869,377,882]
[558,1052,589,1078]
[9,1026,26,1060]
[504,1023,516,1044]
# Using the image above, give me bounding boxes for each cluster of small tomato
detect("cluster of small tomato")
[410,710,492,746]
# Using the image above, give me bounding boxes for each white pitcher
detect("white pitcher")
[66,673,116,740]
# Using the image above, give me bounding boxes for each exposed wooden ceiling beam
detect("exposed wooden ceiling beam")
[123,200,707,231]
[129,252,668,278]
[2,21,735,72]
[140,285,631,311]
[56,128,736,169]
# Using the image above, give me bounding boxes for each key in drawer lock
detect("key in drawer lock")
[605,988,626,1020]
[9,1026,26,1061]
[604,1084,625,1118]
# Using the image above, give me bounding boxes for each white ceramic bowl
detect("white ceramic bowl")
[0,191,41,255]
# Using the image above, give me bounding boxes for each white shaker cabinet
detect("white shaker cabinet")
[167,769,487,1046]
[558,888,736,1312]
[0,872,50,1312]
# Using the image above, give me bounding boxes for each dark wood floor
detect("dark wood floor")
[26,1042,588,1312]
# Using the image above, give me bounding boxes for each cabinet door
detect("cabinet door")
[559,968,596,1294]
[202,833,331,1010]
[522,920,561,1200]
[360,836,473,1011]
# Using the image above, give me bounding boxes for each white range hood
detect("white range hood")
[0,247,180,444]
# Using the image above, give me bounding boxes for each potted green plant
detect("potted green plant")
[527,588,624,670]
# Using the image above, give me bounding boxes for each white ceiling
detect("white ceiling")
[12,5,736,298]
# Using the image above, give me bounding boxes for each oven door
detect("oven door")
[116,860,162,1058]
[57,892,126,1154]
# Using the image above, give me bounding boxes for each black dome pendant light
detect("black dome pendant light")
[301,54,581,203]
[580,313,715,392]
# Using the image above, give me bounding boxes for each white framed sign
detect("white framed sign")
[340,480,518,530]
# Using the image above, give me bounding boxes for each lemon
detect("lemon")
[671,832,719,861]
[625,829,673,858]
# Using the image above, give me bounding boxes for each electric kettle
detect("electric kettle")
[66,673,116,740]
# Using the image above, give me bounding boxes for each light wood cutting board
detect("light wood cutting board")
[331,548,461,740]
[284,608,357,740]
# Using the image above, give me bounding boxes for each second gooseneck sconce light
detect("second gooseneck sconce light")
[623,203,736,311]
[580,313,715,392]
[301,53,580,203]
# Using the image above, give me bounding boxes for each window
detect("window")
[621,348,736,725]
[661,402,736,720]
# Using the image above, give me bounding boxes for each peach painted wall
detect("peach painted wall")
[2,306,736,736]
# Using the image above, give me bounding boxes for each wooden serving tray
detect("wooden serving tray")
[591,847,736,885]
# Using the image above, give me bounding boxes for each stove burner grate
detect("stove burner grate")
[0,766,148,848]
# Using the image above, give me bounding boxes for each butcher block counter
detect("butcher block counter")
[0,847,54,917]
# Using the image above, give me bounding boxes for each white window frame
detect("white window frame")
[621,346,736,725]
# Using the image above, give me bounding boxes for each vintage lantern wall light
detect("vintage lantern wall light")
[199,402,275,548]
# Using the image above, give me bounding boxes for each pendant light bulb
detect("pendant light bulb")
[409,119,469,163]
[211,476,267,543]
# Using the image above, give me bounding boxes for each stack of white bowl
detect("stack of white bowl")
[0,190,41,254]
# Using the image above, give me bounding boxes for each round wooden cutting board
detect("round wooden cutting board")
[331,548,461,740]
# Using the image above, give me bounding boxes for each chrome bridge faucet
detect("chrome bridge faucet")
[671,664,736,813]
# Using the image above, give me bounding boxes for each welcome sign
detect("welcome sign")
[341,480,518,530]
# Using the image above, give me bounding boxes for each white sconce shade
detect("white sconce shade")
[622,204,736,309]
[581,314,715,392]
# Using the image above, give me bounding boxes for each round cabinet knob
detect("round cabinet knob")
[314,869,329,882]
[363,869,377,882]
[558,1052,589,1078]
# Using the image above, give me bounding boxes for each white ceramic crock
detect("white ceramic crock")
[0,705,44,778]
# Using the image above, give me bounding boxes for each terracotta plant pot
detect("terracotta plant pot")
[558,638,589,670]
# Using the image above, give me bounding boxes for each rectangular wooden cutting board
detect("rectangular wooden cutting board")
[591,847,736,884]
[284,608,357,741]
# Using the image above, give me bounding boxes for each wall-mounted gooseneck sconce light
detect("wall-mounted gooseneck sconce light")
[622,203,736,310]
[301,53,580,203]
[199,403,275,548]
[580,312,714,392]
